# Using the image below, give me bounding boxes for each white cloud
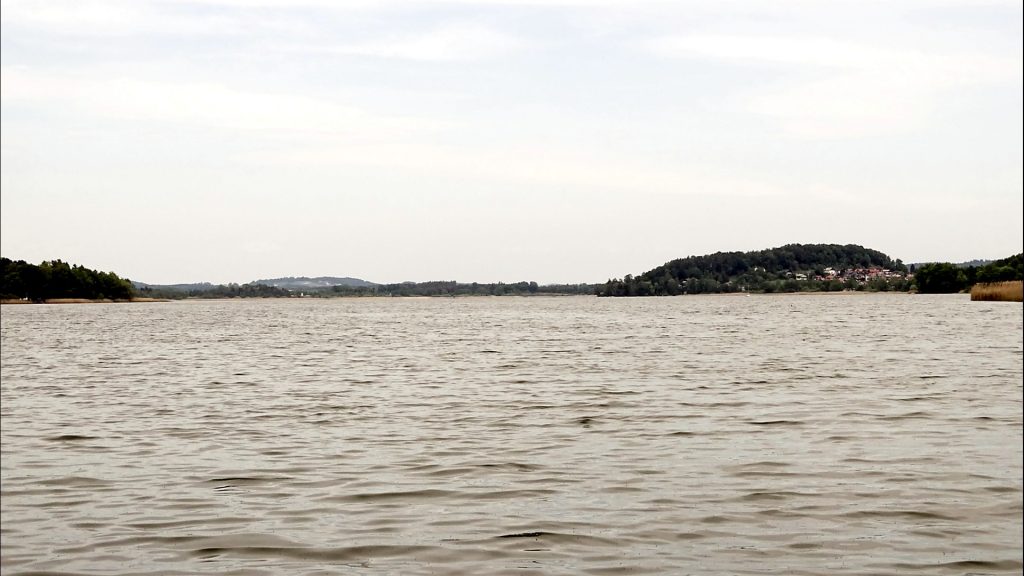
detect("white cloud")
[254,136,787,201]
[317,23,527,62]
[1,0,142,33]
[647,34,1023,138]
[648,35,874,69]
[0,0,257,37]
[0,67,441,137]
[648,34,1021,86]
[2,2,529,62]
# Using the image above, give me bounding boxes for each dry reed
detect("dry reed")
[970,281,1023,302]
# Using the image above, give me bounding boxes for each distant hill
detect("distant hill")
[133,276,376,293]
[955,259,994,268]
[132,281,216,292]
[252,276,376,290]
[909,259,992,270]
[599,243,908,296]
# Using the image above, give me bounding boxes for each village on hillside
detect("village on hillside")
[786,267,912,283]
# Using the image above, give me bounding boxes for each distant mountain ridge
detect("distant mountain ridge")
[132,281,216,292]
[252,276,376,289]
[909,259,992,269]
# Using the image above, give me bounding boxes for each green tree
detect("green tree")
[914,263,969,293]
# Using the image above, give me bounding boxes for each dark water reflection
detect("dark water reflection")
[2,294,1021,575]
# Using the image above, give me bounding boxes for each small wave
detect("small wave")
[321,488,556,504]
[186,544,438,562]
[731,461,792,468]
[886,559,1023,571]
[203,476,291,486]
[842,509,956,521]
[877,411,935,420]
[982,485,1019,493]
[45,434,99,442]
[36,476,114,487]
[498,531,545,538]
[733,490,813,502]
[492,531,621,547]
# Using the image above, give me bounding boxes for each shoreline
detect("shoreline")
[1,297,171,305]
[2,292,961,304]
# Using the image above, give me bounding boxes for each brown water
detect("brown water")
[1,294,1021,575]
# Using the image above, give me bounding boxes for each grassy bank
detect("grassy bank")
[970,281,1023,302]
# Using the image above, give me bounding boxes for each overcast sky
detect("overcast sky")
[1,0,1021,284]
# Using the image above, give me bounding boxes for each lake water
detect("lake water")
[1,294,1021,575]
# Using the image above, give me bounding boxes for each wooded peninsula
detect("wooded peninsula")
[1,258,134,302]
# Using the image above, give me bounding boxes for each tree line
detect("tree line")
[325,281,597,297]
[136,283,292,299]
[913,254,1023,294]
[136,279,596,298]
[1,258,134,301]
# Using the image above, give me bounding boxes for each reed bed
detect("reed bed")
[970,281,1023,302]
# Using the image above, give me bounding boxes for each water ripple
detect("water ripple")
[1,294,1021,575]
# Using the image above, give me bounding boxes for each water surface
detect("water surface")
[2,294,1021,575]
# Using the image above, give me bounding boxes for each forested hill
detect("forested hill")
[599,244,908,296]
[1,258,134,301]
[253,276,376,289]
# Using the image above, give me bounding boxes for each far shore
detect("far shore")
[2,291,969,305]
[1,297,171,305]
[772,290,917,296]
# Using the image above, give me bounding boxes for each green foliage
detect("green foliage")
[913,254,1022,293]
[914,263,969,293]
[1,257,134,301]
[598,244,908,296]
[975,253,1022,283]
